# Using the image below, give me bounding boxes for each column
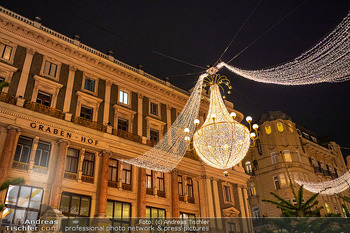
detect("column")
[118,161,123,189]
[28,136,39,172]
[171,171,180,217]
[63,65,77,113]
[243,187,253,231]
[152,171,157,196]
[103,81,112,124]
[166,105,172,131]
[49,140,69,210]
[198,177,209,217]
[237,185,248,233]
[205,178,215,229]
[0,126,21,183]
[212,179,222,229]
[137,168,146,217]
[97,151,110,217]
[137,93,143,136]
[77,148,86,182]
[16,48,36,98]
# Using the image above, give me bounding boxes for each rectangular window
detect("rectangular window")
[36,91,52,107]
[43,61,57,77]
[180,212,196,233]
[2,185,43,225]
[118,118,129,131]
[150,129,159,142]
[108,159,118,182]
[252,207,260,218]
[249,183,256,196]
[0,43,13,60]
[14,136,32,164]
[84,77,95,92]
[178,175,183,196]
[34,140,51,168]
[82,152,94,177]
[65,148,79,174]
[283,150,292,162]
[228,222,236,233]
[279,173,287,187]
[150,102,159,116]
[106,200,131,230]
[224,186,232,202]
[325,203,331,214]
[80,105,93,120]
[119,90,129,105]
[271,152,278,164]
[156,172,164,192]
[273,176,280,190]
[122,163,132,185]
[60,192,91,217]
[146,206,166,219]
[187,177,194,198]
[146,169,152,189]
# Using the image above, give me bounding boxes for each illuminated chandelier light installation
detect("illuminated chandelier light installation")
[216,13,350,85]
[122,74,207,172]
[186,74,255,169]
[295,171,350,195]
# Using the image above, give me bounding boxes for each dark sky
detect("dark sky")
[2,0,349,156]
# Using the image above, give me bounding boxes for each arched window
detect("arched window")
[245,161,252,174]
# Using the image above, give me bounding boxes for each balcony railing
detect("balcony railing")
[113,128,142,143]
[12,161,28,171]
[81,175,94,183]
[71,115,106,132]
[108,180,118,188]
[331,172,338,179]
[313,166,322,173]
[33,165,48,174]
[146,188,153,195]
[122,183,132,191]
[188,196,195,204]
[0,92,16,105]
[24,101,65,119]
[146,139,158,147]
[179,196,185,202]
[64,172,77,180]
[323,170,331,177]
[158,190,166,198]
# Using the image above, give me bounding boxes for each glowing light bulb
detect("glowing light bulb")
[184,128,190,133]
[246,116,252,122]
[211,114,216,119]
[253,124,259,130]
[194,119,200,125]
[230,112,236,118]
[250,132,256,138]
[185,136,190,141]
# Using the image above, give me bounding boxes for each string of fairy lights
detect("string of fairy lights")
[216,13,350,85]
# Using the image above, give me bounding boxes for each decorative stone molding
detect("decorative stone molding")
[222,207,240,217]
[113,104,136,133]
[0,36,17,64]
[0,61,18,93]
[31,75,63,108]
[145,116,166,140]
[75,91,103,121]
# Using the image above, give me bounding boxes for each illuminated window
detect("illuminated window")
[277,123,284,132]
[82,152,94,177]
[2,185,43,225]
[180,212,196,233]
[106,200,131,230]
[0,42,13,60]
[108,159,119,182]
[249,183,256,196]
[245,161,252,173]
[146,206,166,220]
[283,150,292,162]
[325,203,331,214]
[265,125,271,134]
[146,169,152,189]
[271,152,279,164]
[156,172,164,192]
[122,163,132,185]
[119,90,129,105]
[60,192,91,217]
[273,176,280,190]
[43,61,58,77]
[279,174,287,187]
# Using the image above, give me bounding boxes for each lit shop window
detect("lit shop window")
[106,200,131,230]
[60,192,91,217]
[2,185,43,226]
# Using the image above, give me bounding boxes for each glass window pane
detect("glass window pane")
[34,150,41,165]
[146,208,150,218]
[106,201,113,218]
[114,202,122,220]
[18,186,31,208]
[13,209,26,225]
[70,196,80,215]
[20,146,30,163]
[152,208,158,218]
[122,203,130,218]
[5,185,19,205]
[44,61,51,75]
[40,151,49,167]
[60,194,70,213]
[158,209,165,218]
[2,208,15,225]
[29,188,43,209]
[3,46,12,60]
[0,43,5,57]
[80,197,90,216]
[50,63,57,77]
[14,145,22,161]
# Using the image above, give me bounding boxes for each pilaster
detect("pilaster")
[63,65,77,113]
[97,150,111,217]
[103,81,112,124]
[16,48,36,98]
[28,136,40,172]
[137,93,143,136]
[137,167,146,217]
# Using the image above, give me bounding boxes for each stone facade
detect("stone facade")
[0,6,251,232]
[243,111,350,218]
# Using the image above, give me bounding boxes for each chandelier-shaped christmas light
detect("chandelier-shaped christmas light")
[295,171,350,195]
[185,74,257,169]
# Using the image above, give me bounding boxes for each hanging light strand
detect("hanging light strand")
[122,73,206,172]
[217,14,350,85]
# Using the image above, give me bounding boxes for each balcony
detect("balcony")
[113,128,142,143]
[179,196,185,202]
[188,196,195,204]
[33,165,48,174]
[64,171,77,180]
[0,92,16,105]
[146,139,158,147]
[12,161,28,171]
[122,183,132,191]
[24,101,64,119]
[313,166,322,174]
[71,115,106,132]
[323,170,331,177]
[158,190,166,198]
[108,180,118,188]
[81,175,94,183]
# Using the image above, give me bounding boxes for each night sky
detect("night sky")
[1,0,349,156]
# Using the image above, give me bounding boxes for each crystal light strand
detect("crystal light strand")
[295,171,350,195]
[122,74,206,172]
[217,14,350,85]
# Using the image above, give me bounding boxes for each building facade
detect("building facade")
[243,111,350,218]
[0,6,253,233]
